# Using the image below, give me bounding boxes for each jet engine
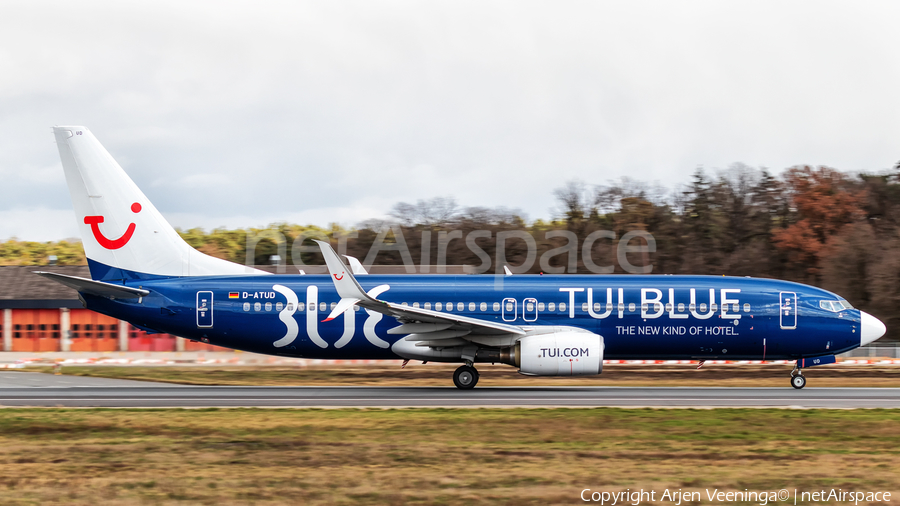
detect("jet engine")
[513,331,604,376]
[391,329,604,377]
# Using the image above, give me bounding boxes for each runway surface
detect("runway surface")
[2,373,900,408]
[0,371,182,388]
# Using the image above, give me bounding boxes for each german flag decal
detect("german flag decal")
[228,292,240,299]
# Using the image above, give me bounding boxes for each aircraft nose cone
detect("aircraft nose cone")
[860,311,886,346]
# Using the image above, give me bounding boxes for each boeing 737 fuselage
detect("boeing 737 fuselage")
[38,126,887,389]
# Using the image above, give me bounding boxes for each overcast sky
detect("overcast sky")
[1,1,898,241]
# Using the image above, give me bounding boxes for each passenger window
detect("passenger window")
[446,303,453,312]
[265,302,273,311]
[401,302,408,306]
[468,302,475,311]
[710,303,718,312]
[743,303,750,312]
[699,303,707,312]
[319,302,326,311]
[243,303,250,312]
[435,302,442,311]
[641,304,648,311]
[493,302,500,311]
[677,303,685,312]
[538,303,545,311]
[582,303,588,311]
[254,302,262,312]
[276,302,284,311]
[413,302,420,308]
[330,302,337,311]
[505,302,513,312]
[628,303,636,312]
[424,302,432,310]
[732,304,739,313]
[548,302,556,311]
[665,303,672,312]
[526,302,534,311]
[480,302,487,311]
[606,303,613,311]
[617,303,624,311]
[458,302,465,311]
[298,302,305,312]
[560,302,567,312]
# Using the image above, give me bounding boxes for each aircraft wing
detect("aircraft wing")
[314,240,524,337]
[34,271,150,299]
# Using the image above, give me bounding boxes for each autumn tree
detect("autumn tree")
[772,166,864,280]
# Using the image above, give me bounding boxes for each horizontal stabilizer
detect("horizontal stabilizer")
[34,271,149,299]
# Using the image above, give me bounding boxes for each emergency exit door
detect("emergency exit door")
[502,298,517,322]
[197,291,213,328]
[779,292,797,330]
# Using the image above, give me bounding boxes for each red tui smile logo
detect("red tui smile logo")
[84,202,142,250]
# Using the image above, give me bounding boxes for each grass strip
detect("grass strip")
[0,408,898,505]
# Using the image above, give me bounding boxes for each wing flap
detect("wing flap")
[383,302,524,335]
[387,322,453,335]
[403,330,472,341]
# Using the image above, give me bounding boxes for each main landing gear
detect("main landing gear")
[453,364,479,389]
[790,364,806,389]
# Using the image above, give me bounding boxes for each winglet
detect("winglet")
[314,240,375,303]
[323,297,360,322]
[503,265,513,276]
[344,255,368,275]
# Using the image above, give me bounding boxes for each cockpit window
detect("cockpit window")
[820,299,854,312]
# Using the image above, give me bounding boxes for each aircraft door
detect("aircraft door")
[523,297,538,322]
[197,291,213,328]
[779,292,796,330]
[502,298,517,322]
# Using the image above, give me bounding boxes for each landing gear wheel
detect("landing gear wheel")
[791,374,806,389]
[453,365,479,389]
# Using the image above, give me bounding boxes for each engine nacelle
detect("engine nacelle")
[516,331,604,376]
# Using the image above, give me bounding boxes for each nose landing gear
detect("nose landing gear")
[790,363,806,389]
[453,364,479,389]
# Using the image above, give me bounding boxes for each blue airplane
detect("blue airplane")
[37,126,886,389]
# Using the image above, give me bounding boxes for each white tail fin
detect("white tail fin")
[52,126,266,280]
